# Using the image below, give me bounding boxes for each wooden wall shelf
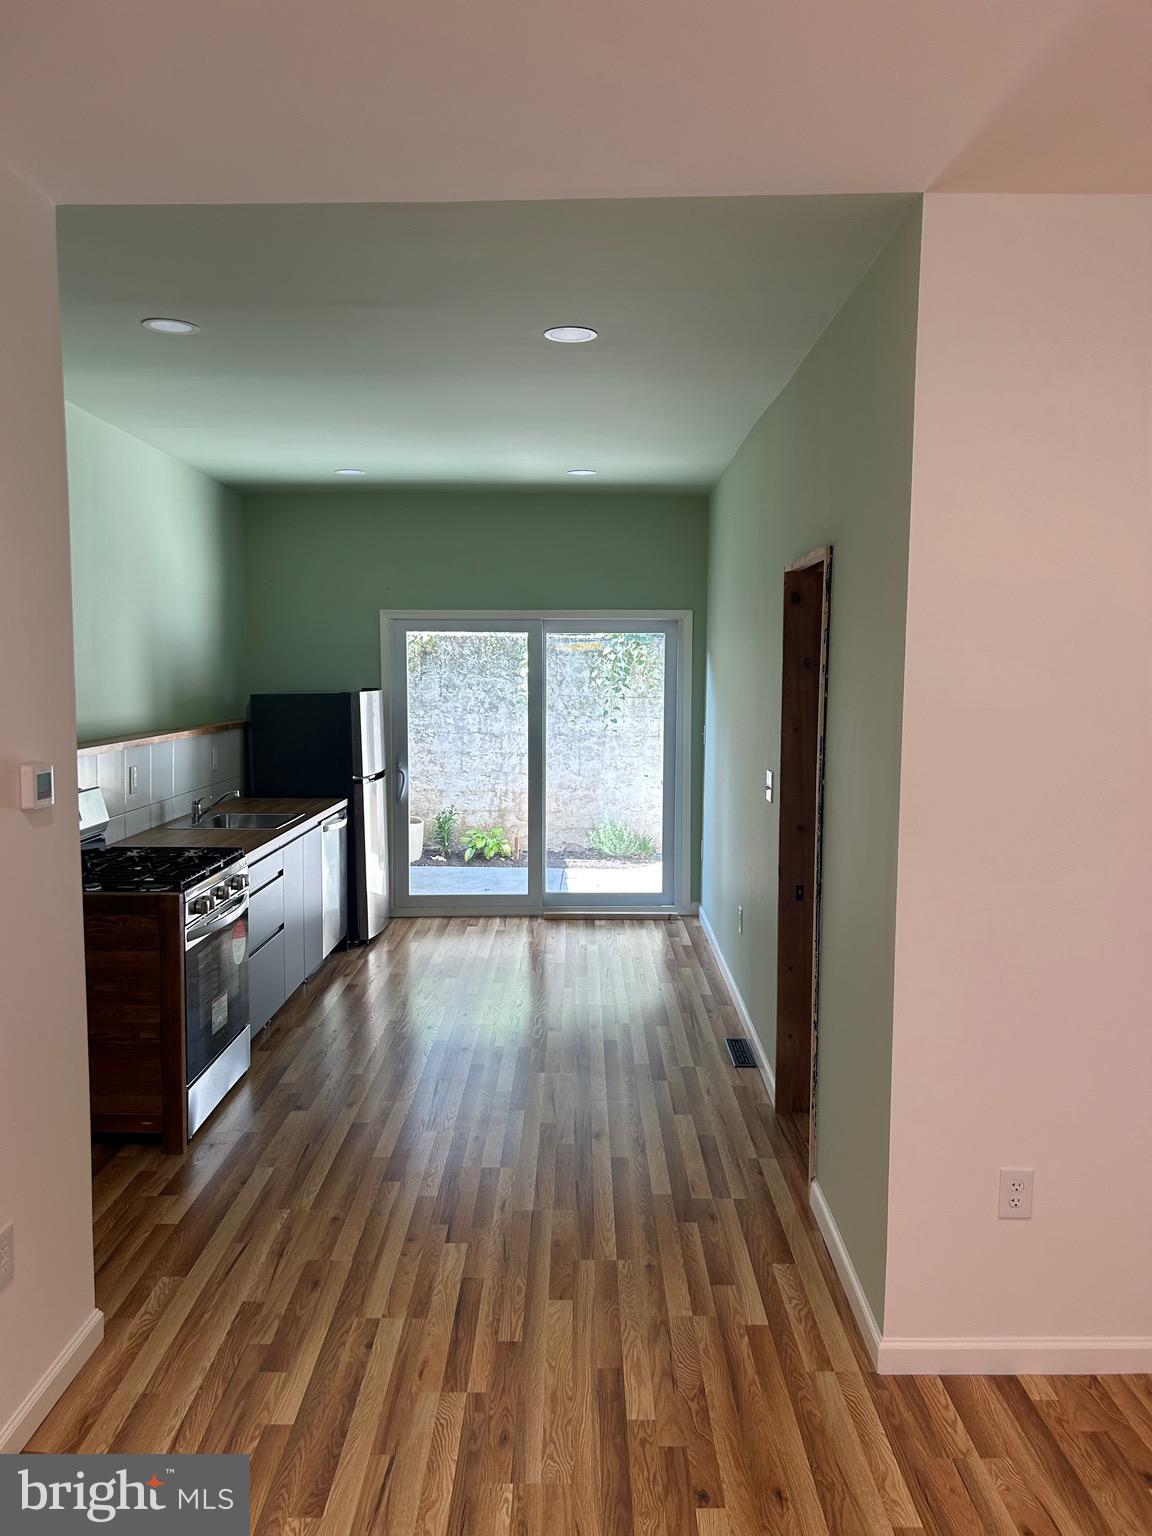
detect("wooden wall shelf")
[78,719,247,755]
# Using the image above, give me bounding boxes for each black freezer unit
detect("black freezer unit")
[249,690,390,943]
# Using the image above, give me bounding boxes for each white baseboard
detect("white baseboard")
[1,1308,104,1452]
[808,1182,1152,1374]
[697,908,774,1104]
[699,920,1150,1379]
[876,1334,1152,1376]
[808,1180,883,1366]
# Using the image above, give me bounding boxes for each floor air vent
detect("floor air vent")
[725,1037,757,1069]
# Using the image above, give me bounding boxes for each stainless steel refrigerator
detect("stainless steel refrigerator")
[248,690,390,943]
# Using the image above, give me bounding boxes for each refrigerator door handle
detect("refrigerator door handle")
[395,759,406,801]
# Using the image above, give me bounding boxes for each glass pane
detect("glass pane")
[545,631,666,897]
[406,630,529,897]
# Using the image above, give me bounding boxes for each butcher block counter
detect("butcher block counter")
[121,795,348,858]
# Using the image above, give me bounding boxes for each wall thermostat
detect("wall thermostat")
[20,762,55,810]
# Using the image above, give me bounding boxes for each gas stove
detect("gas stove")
[81,842,245,894]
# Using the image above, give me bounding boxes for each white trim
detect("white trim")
[875,1335,1152,1377]
[381,610,693,918]
[807,1183,1152,1375]
[808,1180,883,1367]
[698,907,774,1104]
[1,1308,104,1452]
[699,915,1152,1382]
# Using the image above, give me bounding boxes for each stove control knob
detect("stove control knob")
[213,883,229,904]
[228,874,248,894]
[189,897,212,918]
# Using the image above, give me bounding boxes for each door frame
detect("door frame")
[772,549,832,1181]
[380,609,693,917]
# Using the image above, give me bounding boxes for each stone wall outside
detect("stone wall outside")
[407,631,664,850]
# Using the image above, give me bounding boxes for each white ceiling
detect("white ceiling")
[14,0,1152,488]
[6,1,1145,208]
[57,197,913,487]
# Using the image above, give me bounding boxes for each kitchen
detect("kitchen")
[55,200,723,1160]
[77,694,388,1153]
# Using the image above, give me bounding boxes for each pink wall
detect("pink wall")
[885,194,1152,1355]
[0,160,98,1445]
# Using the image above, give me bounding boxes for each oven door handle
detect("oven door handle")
[186,893,249,950]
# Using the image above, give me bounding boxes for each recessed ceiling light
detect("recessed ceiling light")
[141,317,199,335]
[567,469,598,477]
[544,326,598,344]
[334,468,366,476]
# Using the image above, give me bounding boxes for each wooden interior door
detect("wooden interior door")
[774,549,830,1137]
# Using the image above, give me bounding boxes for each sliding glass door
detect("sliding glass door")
[386,614,682,913]
[543,622,676,904]
[390,620,541,911]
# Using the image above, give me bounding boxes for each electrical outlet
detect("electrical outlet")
[737,905,744,935]
[998,1168,1034,1220]
[0,1222,13,1290]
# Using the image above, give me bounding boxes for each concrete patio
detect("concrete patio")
[409,862,663,896]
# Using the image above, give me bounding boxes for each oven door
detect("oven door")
[185,893,250,1083]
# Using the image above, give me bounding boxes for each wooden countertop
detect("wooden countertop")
[120,796,348,860]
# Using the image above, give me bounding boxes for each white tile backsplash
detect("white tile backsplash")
[124,745,151,810]
[78,728,245,834]
[150,739,175,802]
[154,792,195,826]
[172,737,197,796]
[174,735,214,796]
[211,729,245,784]
[96,750,126,817]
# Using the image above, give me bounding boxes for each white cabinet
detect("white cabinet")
[245,810,342,1032]
[248,848,287,1034]
[282,833,306,996]
[302,825,324,978]
[249,929,286,1036]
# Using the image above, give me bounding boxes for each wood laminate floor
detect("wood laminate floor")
[32,919,1152,1534]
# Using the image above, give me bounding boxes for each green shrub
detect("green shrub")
[588,821,657,858]
[434,805,458,856]
[463,826,513,862]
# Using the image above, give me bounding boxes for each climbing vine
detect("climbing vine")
[405,629,661,725]
[585,632,663,725]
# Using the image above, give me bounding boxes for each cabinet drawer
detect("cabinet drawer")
[248,873,284,952]
[248,850,283,892]
[249,927,286,1035]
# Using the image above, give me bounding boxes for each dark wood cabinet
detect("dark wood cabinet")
[83,893,187,1152]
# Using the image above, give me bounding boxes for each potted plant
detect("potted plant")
[409,816,425,863]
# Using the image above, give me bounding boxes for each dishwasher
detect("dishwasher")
[321,809,348,954]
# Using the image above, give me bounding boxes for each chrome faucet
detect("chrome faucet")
[190,788,241,825]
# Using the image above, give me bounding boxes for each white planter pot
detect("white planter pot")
[409,816,425,863]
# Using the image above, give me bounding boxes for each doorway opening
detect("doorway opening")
[774,548,831,1176]
[383,612,689,914]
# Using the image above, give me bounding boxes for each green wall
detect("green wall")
[240,489,709,896]
[702,207,921,1320]
[67,405,246,741]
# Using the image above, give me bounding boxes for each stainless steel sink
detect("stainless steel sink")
[168,812,303,830]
